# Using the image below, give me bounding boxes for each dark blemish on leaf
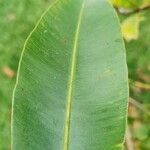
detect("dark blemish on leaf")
[41,49,49,57]
[62,36,68,47]
[115,38,122,43]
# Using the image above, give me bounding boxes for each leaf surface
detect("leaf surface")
[12,0,129,150]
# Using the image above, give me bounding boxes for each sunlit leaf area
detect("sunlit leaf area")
[0,0,150,149]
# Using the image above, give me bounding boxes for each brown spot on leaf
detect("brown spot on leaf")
[6,13,16,22]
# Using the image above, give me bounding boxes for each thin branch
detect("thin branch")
[129,78,150,91]
[115,5,150,15]
[129,97,150,116]
[126,127,135,150]
[134,81,150,91]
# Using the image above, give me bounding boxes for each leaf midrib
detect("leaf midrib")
[63,2,85,150]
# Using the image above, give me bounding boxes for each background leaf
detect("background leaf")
[0,0,54,149]
[111,0,143,9]
[121,13,145,41]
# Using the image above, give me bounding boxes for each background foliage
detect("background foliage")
[0,0,149,149]
[113,0,150,149]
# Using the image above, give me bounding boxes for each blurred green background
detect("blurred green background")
[0,0,149,149]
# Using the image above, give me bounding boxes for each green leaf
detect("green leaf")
[141,0,150,7]
[134,125,149,141]
[12,0,129,149]
[121,13,145,41]
[111,0,150,9]
[111,0,143,9]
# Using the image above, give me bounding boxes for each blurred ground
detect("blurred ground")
[123,10,150,150]
[0,0,53,149]
[0,0,149,150]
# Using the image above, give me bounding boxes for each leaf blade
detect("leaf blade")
[12,0,129,150]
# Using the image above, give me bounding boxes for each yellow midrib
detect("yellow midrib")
[63,2,85,150]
